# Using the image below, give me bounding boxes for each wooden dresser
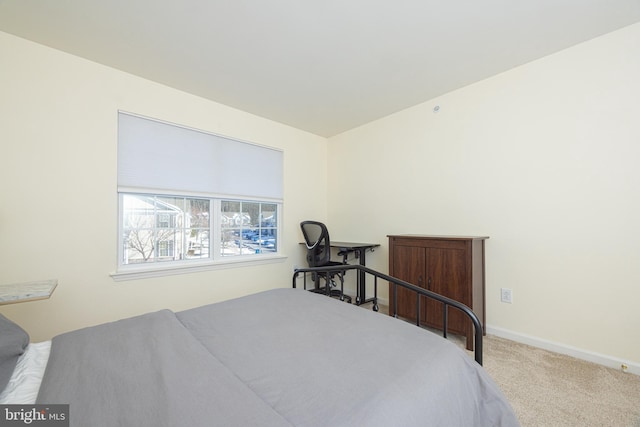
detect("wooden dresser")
[388,235,488,350]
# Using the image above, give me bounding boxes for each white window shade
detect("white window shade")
[118,112,283,201]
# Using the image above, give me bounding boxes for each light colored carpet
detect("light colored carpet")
[480,335,640,427]
[365,303,640,426]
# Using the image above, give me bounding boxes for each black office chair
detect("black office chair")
[300,220,352,303]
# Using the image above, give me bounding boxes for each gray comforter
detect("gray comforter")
[37,288,519,426]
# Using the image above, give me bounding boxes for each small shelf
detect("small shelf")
[0,279,58,305]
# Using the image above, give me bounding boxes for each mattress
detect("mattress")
[33,288,519,426]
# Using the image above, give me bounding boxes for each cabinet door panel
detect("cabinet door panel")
[391,245,425,322]
[388,235,486,352]
[424,247,469,334]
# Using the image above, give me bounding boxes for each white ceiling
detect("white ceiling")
[1,1,639,137]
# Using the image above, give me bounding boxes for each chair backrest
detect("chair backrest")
[300,221,332,267]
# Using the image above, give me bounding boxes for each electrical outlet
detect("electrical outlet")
[500,288,513,304]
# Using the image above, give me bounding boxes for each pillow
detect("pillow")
[0,313,30,392]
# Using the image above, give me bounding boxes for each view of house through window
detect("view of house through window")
[122,195,210,264]
[121,194,279,266]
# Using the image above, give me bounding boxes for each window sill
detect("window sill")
[110,254,287,282]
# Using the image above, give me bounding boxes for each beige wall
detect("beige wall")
[0,31,327,341]
[327,23,640,370]
[2,22,639,372]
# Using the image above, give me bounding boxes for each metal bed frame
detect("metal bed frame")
[293,264,484,365]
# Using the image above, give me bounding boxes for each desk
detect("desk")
[330,241,380,305]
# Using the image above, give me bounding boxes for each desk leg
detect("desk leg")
[356,249,365,304]
[355,250,377,310]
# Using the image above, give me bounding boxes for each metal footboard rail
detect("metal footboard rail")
[293,264,483,365]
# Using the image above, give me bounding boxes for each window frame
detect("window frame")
[112,193,285,282]
[114,111,287,281]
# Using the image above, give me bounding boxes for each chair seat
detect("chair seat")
[321,260,344,267]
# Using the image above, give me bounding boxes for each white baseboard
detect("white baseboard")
[355,294,640,376]
[486,325,640,376]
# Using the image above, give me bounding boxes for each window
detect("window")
[115,112,283,279]
[221,200,278,255]
[121,195,210,264]
[120,195,280,265]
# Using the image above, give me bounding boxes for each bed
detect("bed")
[1,267,519,426]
